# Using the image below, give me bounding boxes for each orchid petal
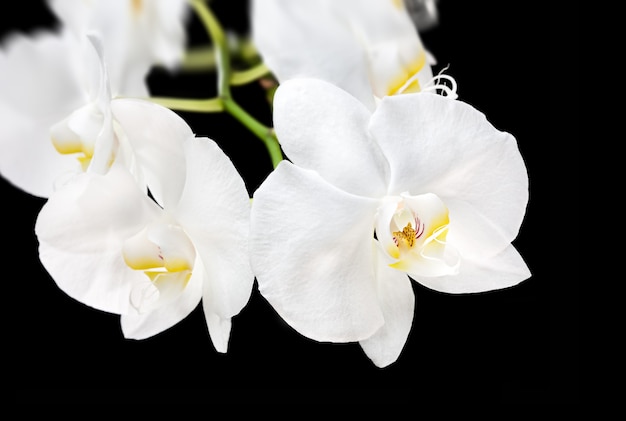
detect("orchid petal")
[35,163,163,314]
[375,196,403,260]
[173,137,254,320]
[0,102,81,198]
[48,0,189,96]
[251,161,384,342]
[370,93,529,252]
[251,0,375,109]
[359,247,415,368]
[110,98,192,209]
[414,244,531,294]
[148,0,191,69]
[0,30,84,117]
[0,31,85,197]
[128,270,190,315]
[338,0,434,98]
[121,263,203,339]
[273,78,389,198]
[202,303,233,354]
[367,42,432,97]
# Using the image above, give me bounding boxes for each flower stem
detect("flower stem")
[149,96,224,112]
[181,39,261,73]
[190,0,283,168]
[222,98,283,168]
[230,63,270,86]
[190,0,231,98]
[181,45,216,72]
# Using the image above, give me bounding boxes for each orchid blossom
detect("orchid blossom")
[250,79,530,367]
[251,0,447,110]
[0,0,189,198]
[1,0,535,369]
[47,0,190,96]
[14,29,254,351]
[35,98,254,351]
[0,29,94,197]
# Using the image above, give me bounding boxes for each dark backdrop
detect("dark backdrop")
[4,0,578,404]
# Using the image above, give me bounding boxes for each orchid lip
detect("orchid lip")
[123,222,196,313]
[375,192,459,277]
[50,104,104,170]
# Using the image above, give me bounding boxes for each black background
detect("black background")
[4,1,578,404]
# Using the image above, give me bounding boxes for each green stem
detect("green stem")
[222,98,283,168]
[181,45,216,72]
[183,46,269,84]
[230,63,270,86]
[190,0,283,168]
[149,96,224,113]
[181,39,261,73]
[190,0,231,98]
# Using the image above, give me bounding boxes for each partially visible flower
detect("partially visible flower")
[0,28,176,198]
[35,99,254,351]
[250,79,530,367]
[0,0,190,198]
[251,0,438,110]
[0,29,92,197]
[47,0,190,96]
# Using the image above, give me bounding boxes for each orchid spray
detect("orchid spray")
[2,0,532,371]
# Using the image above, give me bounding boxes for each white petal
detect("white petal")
[444,197,520,261]
[359,247,415,368]
[148,224,196,272]
[370,93,529,249]
[0,30,84,118]
[251,0,375,109]
[129,270,190,314]
[0,102,81,198]
[273,78,389,198]
[47,0,91,36]
[34,163,163,314]
[250,161,384,342]
[121,264,203,339]
[174,137,254,320]
[367,43,431,97]
[202,306,232,354]
[147,0,191,69]
[49,0,188,96]
[110,98,192,209]
[375,196,403,260]
[414,244,531,294]
[0,31,86,197]
[338,0,434,97]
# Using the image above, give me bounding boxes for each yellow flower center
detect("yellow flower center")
[386,49,427,96]
[376,193,459,277]
[131,0,143,16]
[49,104,115,172]
[391,0,405,10]
[123,223,196,312]
[393,221,420,248]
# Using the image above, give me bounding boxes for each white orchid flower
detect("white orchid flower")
[250,79,531,367]
[0,29,96,197]
[251,0,440,110]
[35,100,254,352]
[0,0,189,198]
[0,27,174,198]
[47,0,190,96]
